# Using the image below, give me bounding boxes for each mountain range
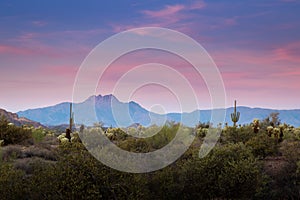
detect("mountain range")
[0,108,44,127]
[17,94,300,127]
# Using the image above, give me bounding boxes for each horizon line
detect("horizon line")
[9,93,300,114]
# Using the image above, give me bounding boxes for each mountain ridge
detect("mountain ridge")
[0,108,44,127]
[17,94,300,127]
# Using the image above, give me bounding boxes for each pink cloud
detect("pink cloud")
[140,2,206,25]
[111,2,207,34]
[137,7,236,34]
[14,28,106,45]
[222,71,249,79]
[142,4,185,19]
[0,44,35,55]
[224,18,237,26]
[209,46,300,95]
[141,1,206,19]
[269,70,300,79]
[211,48,286,69]
[0,43,77,58]
[31,20,47,27]
[140,4,198,26]
[91,46,299,109]
[2,29,101,59]
[272,41,300,62]
[189,1,206,10]
[280,0,298,2]
[18,32,40,41]
[92,44,299,95]
[38,65,78,80]
[110,24,138,33]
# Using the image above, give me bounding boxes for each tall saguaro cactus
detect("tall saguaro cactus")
[66,103,74,142]
[231,100,240,127]
[69,103,74,132]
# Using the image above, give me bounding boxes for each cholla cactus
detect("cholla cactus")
[60,137,70,145]
[105,128,127,140]
[196,127,208,138]
[252,119,260,133]
[71,132,81,143]
[273,128,280,142]
[267,126,274,137]
[57,134,67,143]
[105,131,115,140]
[222,122,228,132]
[57,132,81,144]
[231,100,240,127]
[127,127,138,137]
[294,128,300,140]
[278,124,285,142]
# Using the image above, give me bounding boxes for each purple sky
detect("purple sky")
[0,0,300,112]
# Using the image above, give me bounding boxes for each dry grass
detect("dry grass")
[21,146,57,161]
[1,145,23,161]
[263,156,288,176]
[14,157,56,174]
[1,136,58,163]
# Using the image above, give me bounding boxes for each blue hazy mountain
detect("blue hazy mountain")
[17,94,300,127]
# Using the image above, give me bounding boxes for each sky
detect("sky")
[0,0,300,113]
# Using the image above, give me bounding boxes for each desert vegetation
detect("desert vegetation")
[0,113,300,199]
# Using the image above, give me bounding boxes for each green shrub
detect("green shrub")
[280,139,300,164]
[118,137,151,153]
[267,143,300,199]
[26,144,133,199]
[145,166,185,199]
[144,124,179,150]
[0,117,32,145]
[181,143,268,199]
[0,164,26,200]
[1,119,300,199]
[105,127,128,141]
[221,126,256,144]
[246,133,279,158]
[31,128,46,143]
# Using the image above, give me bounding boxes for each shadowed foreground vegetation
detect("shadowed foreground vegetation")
[0,115,300,199]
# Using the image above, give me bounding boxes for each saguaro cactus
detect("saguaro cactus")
[66,103,74,142]
[231,100,240,127]
[69,103,74,132]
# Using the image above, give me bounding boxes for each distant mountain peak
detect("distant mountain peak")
[16,94,300,127]
[86,94,117,101]
[102,94,117,101]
